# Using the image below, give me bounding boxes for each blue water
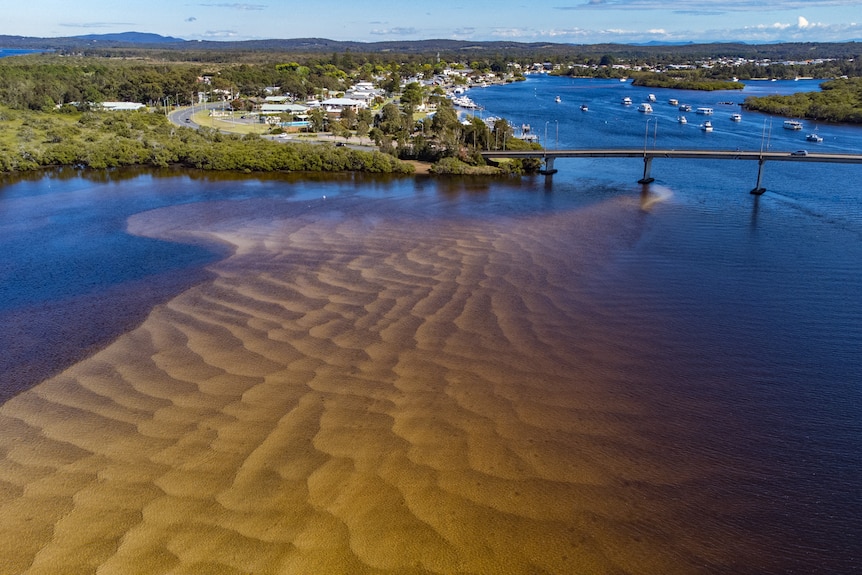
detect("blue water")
[1,77,861,571]
[0,48,49,58]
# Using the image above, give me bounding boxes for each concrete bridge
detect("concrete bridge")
[481,149,862,194]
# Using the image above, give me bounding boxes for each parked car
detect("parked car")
[791,150,808,156]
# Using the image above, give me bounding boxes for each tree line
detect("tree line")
[743,77,862,124]
[0,106,413,174]
[0,54,543,176]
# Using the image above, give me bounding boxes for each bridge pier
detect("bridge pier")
[638,156,655,184]
[540,156,557,175]
[750,158,766,195]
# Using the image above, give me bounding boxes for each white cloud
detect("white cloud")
[59,22,135,28]
[198,3,266,11]
[369,27,419,36]
[556,0,861,11]
[475,17,862,44]
[199,29,241,38]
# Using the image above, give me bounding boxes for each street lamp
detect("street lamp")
[644,118,657,153]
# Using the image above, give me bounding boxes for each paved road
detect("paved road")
[167,102,223,128]
[168,105,378,151]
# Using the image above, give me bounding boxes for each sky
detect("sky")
[2,0,861,45]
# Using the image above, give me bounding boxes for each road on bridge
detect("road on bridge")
[481,148,862,164]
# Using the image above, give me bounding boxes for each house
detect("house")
[98,102,146,111]
[259,103,310,117]
[319,97,366,117]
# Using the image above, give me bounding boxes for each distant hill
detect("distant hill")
[0,32,187,49]
[72,32,185,44]
[0,32,860,62]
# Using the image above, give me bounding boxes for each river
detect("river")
[0,77,861,574]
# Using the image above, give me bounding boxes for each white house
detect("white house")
[98,102,146,111]
[259,103,309,116]
[319,97,366,116]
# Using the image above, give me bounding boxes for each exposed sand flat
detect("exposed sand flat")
[1,194,738,574]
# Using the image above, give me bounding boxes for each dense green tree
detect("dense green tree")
[308,108,327,132]
[377,103,407,137]
[400,82,425,113]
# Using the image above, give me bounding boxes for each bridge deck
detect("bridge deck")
[482,149,862,164]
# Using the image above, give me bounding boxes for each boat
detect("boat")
[784,119,803,130]
[806,133,823,142]
[696,107,714,115]
[701,121,713,132]
[648,94,656,102]
[452,96,479,109]
[580,104,588,111]
[638,103,653,113]
[678,116,687,124]
[669,98,679,106]
[731,113,742,122]
[555,96,561,103]
[679,104,692,112]
[621,97,632,105]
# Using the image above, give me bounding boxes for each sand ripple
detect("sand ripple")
[1,195,738,574]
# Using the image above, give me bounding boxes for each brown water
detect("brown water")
[1,176,860,574]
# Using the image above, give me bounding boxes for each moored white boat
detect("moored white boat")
[696,107,714,115]
[621,97,632,105]
[580,104,588,111]
[806,133,823,142]
[451,95,479,109]
[638,103,653,113]
[784,119,803,130]
[731,113,742,122]
[701,120,713,132]
[669,98,679,106]
[678,115,687,124]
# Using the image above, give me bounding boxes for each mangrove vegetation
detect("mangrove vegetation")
[743,77,862,124]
